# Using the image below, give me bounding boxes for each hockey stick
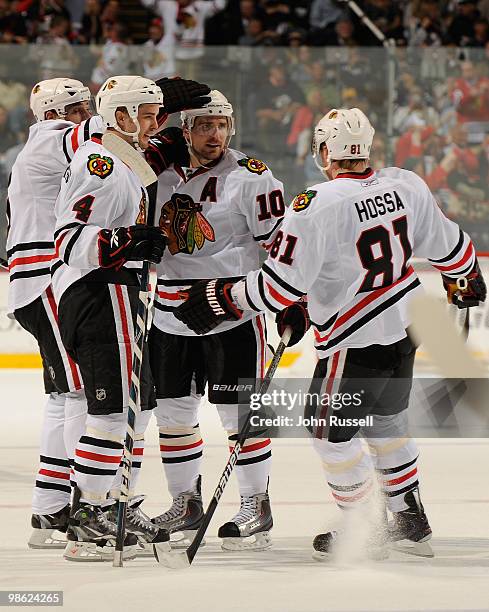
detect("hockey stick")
[409,294,488,419]
[154,326,293,568]
[101,133,171,567]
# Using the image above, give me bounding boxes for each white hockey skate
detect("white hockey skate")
[151,476,205,550]
[28,504,70,549]
[218,492,273,551]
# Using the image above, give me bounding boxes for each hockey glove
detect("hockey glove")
[442,258,487,308]
[156,77,211,117]
[98,225,166,270]
[145,127,189,176]
[276,297,310,347]
[174,279,243,334]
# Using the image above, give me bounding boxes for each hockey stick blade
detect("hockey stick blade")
[409,294,488,419]
[154,327,293,569]
[102,132,157,187]
[153,545,190,569]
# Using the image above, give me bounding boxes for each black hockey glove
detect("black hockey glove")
[156,77,211,116]
[174,279,243,334]
[145,127,190,176]
[98,225,166,270]
[442,258,487,308]
[276,297,310,347]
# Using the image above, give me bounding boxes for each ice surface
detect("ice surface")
[1,370,488,612]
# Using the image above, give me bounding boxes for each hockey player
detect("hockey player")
[173,108,487,558]
[51,75,170,562]
[7,78,103,550]
[148,90,285,551]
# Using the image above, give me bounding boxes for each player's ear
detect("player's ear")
[44,110,58,120]
[115,107,129,129]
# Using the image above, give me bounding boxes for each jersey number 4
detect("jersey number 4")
[357,216,412,292]
[72,195,95,223]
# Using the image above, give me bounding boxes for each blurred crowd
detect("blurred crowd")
[0,1,488,251]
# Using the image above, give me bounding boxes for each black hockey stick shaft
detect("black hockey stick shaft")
[114,181,158,566]
[184,326,292,565]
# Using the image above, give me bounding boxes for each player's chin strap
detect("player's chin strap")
[113,120,143,153]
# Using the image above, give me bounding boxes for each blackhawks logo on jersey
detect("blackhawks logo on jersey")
[87,154,114,179]
[136,189,146,225]
[292,189,317,212]
[238,157,268,175]
[159,193,215,255]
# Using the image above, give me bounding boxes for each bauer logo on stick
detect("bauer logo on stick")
[238,157,268,175]
[292,189,317,212]
[87,154,114,179]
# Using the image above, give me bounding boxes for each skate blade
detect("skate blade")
[169,530,206,550]
[153,544,190,569]
[28,528,66,549]
[221,531,272,552]
[393,537,434,558]
[63,541,137,562]
[312,550,332,562]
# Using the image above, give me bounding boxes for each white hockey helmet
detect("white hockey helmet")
[96,75,163,149]
[181,89,235,144]
[30,78,91,122]
[312,108,375,173]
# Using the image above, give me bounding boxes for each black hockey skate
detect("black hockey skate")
[389,488,433,557]
[151,476,205,549]
[107,495,171,557]
[218,492,273,551]
[28,504,70,549]
[63,488,138,562]
[313,504,389,562]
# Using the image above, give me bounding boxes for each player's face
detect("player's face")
[137,103,160,150]
[188,116,230,162]
[64,101,91,124]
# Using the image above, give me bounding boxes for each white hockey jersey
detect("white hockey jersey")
[155,149,285,335]
[239,167,476,357]
[52,136,147,303]
[7,116,104,313]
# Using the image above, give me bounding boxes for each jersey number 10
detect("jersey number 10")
[356,216,412,292]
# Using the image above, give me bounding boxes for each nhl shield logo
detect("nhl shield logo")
[96,388,107,401]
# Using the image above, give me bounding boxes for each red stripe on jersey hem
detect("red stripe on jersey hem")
[160,439,203,452]
[39,468,70,480]
[432,242,473,272]
[314,267,415,343]
[76,449,122,463]
[157,290,181,301]
[9,253,55,269]
[384,467,417,487]
[335,169,374,180]
[71,125,80,154]
[265,282,295,307]
[133,447,144,455]
[115,285,133,393]
[229,439,271,454]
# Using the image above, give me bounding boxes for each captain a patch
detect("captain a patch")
[292,189,317,212]
[87,154,114,179]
